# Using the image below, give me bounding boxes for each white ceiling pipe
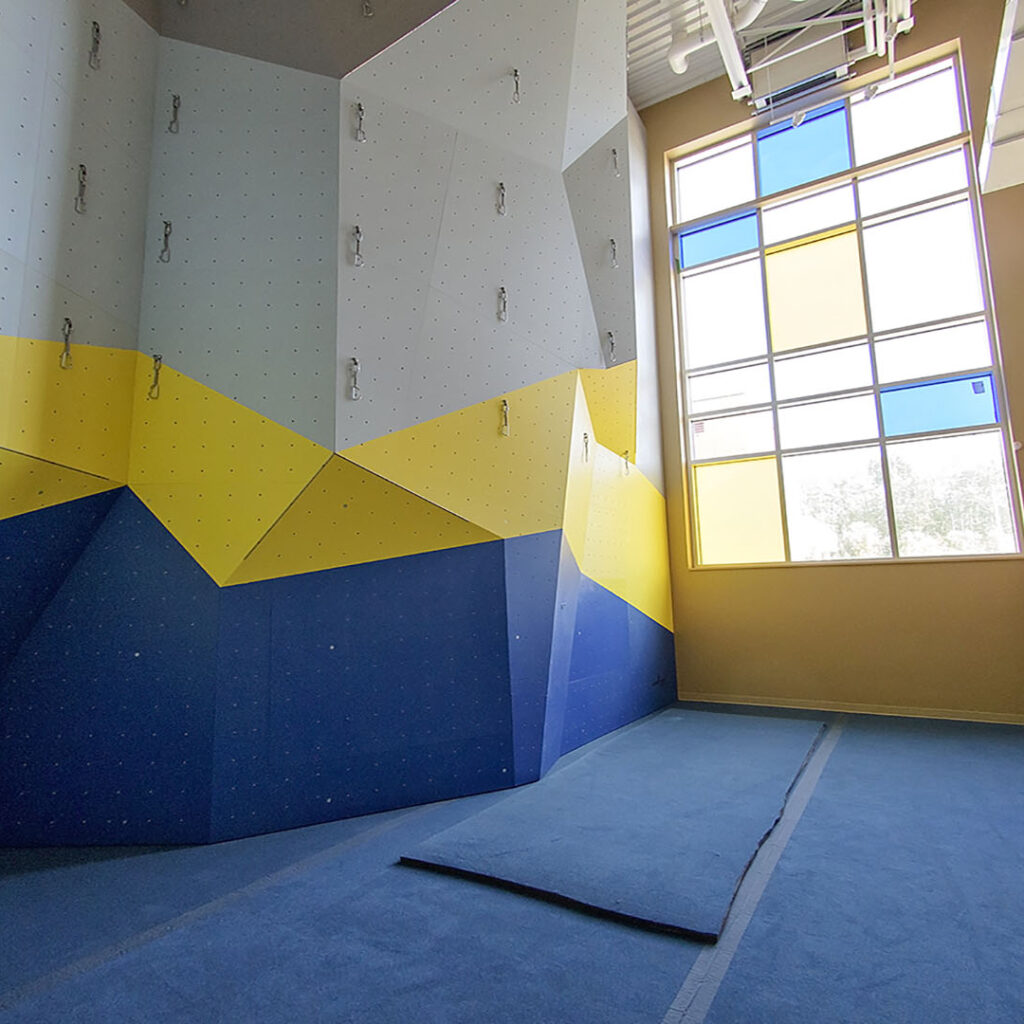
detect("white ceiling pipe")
[668,0,770,75]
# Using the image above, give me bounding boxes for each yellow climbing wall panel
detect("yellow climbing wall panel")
[229,455,499,585]
[579,441,674,631]
[128,361,330,585]
[579,361,637,459]
[0,449,120,521]
[0,336,135,482]
[562,374,595,562]
[341,372,578,539]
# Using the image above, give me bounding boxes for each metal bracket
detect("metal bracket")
[612,147,621,178]
[350,357,361,400]
[623,450,631,475]
[159,220,172,262]
[74,164,87,214]
[88,21,101,70]
[60,318,73,369]
[148,354,163,399]
[610,238,618,269]
[512,68,521,104]
[498,286,508,322]
[497,181,506,216]
[362,0,374,15]
[168,94,181,133]
[354,102,367,142]
[583,431,589,462]
[500,399,510,436]
[352,226,364,267]
[606,330,617,364]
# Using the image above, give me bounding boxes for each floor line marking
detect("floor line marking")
[662,718,845,1024]
[0,805,431,1012]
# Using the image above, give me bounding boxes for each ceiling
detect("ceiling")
[626,0,866,110]
[981,0,1024,192]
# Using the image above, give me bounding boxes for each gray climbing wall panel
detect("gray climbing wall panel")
[564,117,638,368]
[562,0,627,171]
[5,0,157,348]
[627,105,664,493]
[138,38,339,448]
[344,0,580,172]
[334,0,618,448]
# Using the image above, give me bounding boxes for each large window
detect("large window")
[672,59,1021,566]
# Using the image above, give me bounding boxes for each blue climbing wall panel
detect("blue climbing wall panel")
[0,489,121,675]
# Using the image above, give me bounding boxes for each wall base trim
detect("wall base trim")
[677,691,1024,726]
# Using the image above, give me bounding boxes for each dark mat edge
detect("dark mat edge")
[396,856,720,943]
[712,720,830,935]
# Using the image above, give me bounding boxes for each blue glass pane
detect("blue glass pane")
[679,211,759,268]
[757,101,852,196]
[880,374,999,436]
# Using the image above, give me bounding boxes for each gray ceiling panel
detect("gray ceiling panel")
[155,0,457,81]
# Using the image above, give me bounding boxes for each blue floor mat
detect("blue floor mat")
[402,708,824,940]
[703,717,1024,1024]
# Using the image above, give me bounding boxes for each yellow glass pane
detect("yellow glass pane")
[693,457,785,565]
[766,227,867,352]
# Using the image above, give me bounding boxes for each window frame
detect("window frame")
[669,56,1024,569]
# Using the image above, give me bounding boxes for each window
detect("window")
[673,59,1021,565]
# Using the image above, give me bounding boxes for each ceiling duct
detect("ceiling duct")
[748,22,851,111]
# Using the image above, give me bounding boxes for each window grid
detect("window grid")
[673,60,1022,566]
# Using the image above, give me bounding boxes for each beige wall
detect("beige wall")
[641,0,1024,723]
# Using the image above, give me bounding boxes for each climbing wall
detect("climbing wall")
[138,37,339,448]
[3,0,157,350]
[0,0,677,847]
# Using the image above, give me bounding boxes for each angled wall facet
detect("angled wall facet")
[342,372,578,538]
[138,38,339,448]
[565,117,638,367]
[0,490,220,846]
[228,454,498,585]
[0,487,121,674]
[343,0,580,172]
[128,360,330,585]
[562,0,628,170]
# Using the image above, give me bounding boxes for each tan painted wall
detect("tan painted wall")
[640,0,1024,723]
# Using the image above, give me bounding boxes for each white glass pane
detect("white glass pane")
[783,447,891,560]
[688,363,771,414]
[888,432,1017,556]
[774,344,873,401]
[681,258,768,369]
[691,410,774,460]
[851,65,963,165]
[875,321,993,384]
[762,185,856,245]
[863,200,984,332]
[778,395,878,449]
[676,137,756,223]
[858,149,969,217]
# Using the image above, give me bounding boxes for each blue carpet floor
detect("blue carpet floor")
[402,708,824,939]
[702,716,1024,1024]
[2,710,1021,1024]
[0,786,698,1024]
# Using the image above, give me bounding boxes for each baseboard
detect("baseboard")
[677,691,1024,726]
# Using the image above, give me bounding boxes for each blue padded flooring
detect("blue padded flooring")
[402,707,824,940]
[2,710,1022,1023]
